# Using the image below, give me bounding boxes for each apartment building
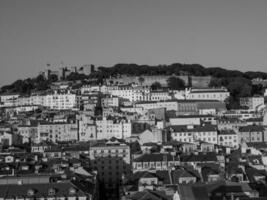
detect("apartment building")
[218,129,238,148]
[37,121,78,143]
[96,117,132,139]
[240,96,265,110]
[185,87,230,102]
[101,96,119,107]
[89,139,131,197]
[78,113,97,141]
[136,100,178,111]
[0,182,90,200]
[132,153,179,172]
[44,91,76,110]
[168,124,218,144]
[238,125,265,143]
[17,124,38,143]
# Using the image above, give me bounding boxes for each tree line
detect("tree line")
[1,63,266,103]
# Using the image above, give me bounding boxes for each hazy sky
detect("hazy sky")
[1,0,267,86]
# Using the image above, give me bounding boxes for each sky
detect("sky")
[1,0,267,86]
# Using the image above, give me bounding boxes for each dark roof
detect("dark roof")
[247,142,267,149]
[132,122,151,134]
[133,153,179,162]
[178,184,209,200]
[239,125,264,132]
[246,167,267,183]
[180,152,218,163]
[218,129,237,135]
[168,124,217,132]
[0,182,87,198]
[128,189,169,200]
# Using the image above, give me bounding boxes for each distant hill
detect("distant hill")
[1,63,267,109]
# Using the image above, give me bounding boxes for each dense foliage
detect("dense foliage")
[167,77,186,90]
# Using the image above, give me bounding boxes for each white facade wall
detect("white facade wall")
[171,130,218,144]
[37,123,78,143]
[218,134,238,148]
[185,88,230,101]
[96,118,131,139]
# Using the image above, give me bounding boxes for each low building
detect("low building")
[132,153,179,172]
[218,129,238,148]
[185,87,230,102]
[0,131,22,146]
[240,96,264,110]
[168,124,218,144]
[238,125,265,143]
[0,182,91,200]
[17,125,38,143]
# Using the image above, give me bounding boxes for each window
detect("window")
[48,188,56,196]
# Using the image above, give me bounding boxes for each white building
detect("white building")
[150,91,171,101]
[78,113,97,141]
[96,117,131,139]
[6,91,77,110]
[44,91,76,110]
[240,96,264,110]
[108,85,151,102]
[0,94,19,104]
[37,121,78,143]
[185,87,230,102]
[169,124,218,144]
[218,130,238,148]
[101,96,119,107]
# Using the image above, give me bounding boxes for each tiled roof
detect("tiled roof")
[218,129,237,135]
[128,189,169,200]
[239,125,264,132]
[168,124,217,132]
[180,152,218,163]
[0,182,86,198]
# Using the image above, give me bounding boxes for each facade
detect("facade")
[37,121,78,143]
[218,129,238,148]
[131,128,164,145]
[89,139,131,198]
[217,118,246,131]
[0,94,19,104]
[240,96,265,110]
[44,91,76,110]
[238,125,265,143]
[0,131,22,146]
[101,96,119,107]
[78,114,97,141]
[0,182,91,200]
[96,117,131,139]
[132,153,179,172]
[169,124,218,144]
[17,125,38,143]
[136,100,178,111]
[185,87,230,102]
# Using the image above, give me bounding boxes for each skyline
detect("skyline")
[1,0,267,87]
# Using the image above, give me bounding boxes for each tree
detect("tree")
[167,76,185,90]
[151,82,162,90]
[138,76,145,85]
[48,74,58,82]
